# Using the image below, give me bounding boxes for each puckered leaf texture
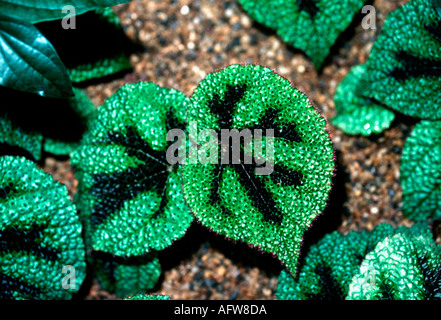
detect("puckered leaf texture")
[237,0,367,69]
[71,82,194,257]
[181,64,335,275]
[276,222,434,300]
[332,64,395,136]
[360,0,441,120]
[0,156,86,300]
[401,120,441,221]
[93,252,162,298]
[347,233,441,300]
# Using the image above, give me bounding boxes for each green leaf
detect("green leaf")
[94,253,162,299]
[401,120,441,221]
[181,65,335,275]
[360,0,441,120]
[0,156,86,300]
[332,64,395,136]
[276,222,433,300]
[114,260,161,298]
[347,233,441,300]
[0,0,130,23]
[0,14,73,98]
[71,82,193,256]
[237,0,367,69]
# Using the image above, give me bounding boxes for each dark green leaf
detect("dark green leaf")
[238,0,367,69]
[0,14,73,98]
[360,0,441,120]
[401,120,441,220]
[0,0,130,23]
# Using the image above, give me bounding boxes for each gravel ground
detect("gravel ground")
[41,0,438,300]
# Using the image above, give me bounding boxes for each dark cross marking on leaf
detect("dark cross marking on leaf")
[90,122,181,227]
[389,21,441,81]
[0,224,60,261]
[254,107,303,143]
[297,0,319,20]
[208,85,304,224]
[307,265,345,300]
[0,272,42,300]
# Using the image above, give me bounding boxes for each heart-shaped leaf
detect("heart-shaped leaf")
[0,0,130,23]
[401,120,441,221]
[237,0,367,69]
[332,64,395,136]
[0,156,86,300]
[360,0,441,120]
[71,82,194,257]
[0,14,73,98]
[181,64,335,275]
